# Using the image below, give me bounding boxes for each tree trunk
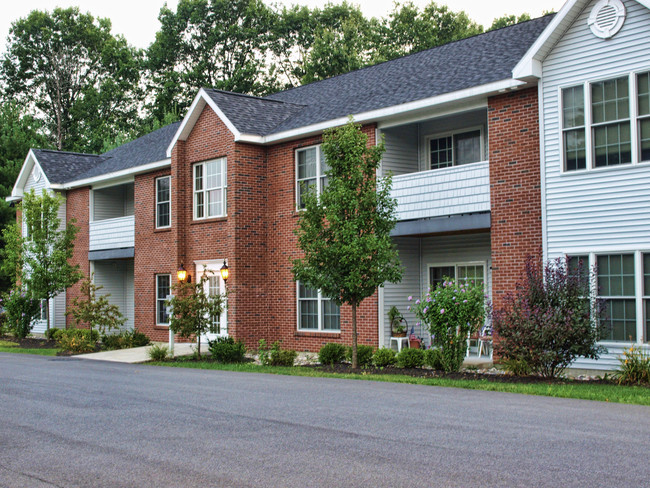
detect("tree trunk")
[45,300,50,332]
[351,303,358,369]
[197,333,201,359]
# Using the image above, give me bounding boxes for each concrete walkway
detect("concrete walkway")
[75,342,197,363]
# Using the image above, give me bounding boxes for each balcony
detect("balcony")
[390,161,490,221]
[89,215,135,251]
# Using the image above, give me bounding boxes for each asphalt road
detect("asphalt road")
[1,354,648,488]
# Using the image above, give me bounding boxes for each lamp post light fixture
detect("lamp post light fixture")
[220,260,229,282]
[177,263,190,283]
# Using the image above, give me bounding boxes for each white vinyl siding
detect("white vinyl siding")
[156,176,171,229]
[193,158,227,219]
[89,216,135,251]
[542,0,650,257]
[94,260,134,331]
[92,183,134,221]
[297,282,339,331]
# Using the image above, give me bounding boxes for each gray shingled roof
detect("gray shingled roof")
[204,89,305,135]
[32,149,106,184]
[262,15,555,134]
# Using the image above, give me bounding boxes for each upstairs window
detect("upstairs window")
[427,129,482,170]
[562,85,586,171]
[194,158,227,219]
[296,145,329,209]
[638,72,650,162]
[156,176,170,228]
[591,77,631,167]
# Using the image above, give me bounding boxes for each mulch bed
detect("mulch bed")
[312,363,619,385]
[1,337,58,349]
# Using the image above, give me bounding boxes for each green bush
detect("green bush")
[372,347,397,367]
[424,348,444,370]
[45,327,60,341]
[319,343,346,365]
[616,346,650,385]
[501,358,532,376]
[147,344,171,361]
[101,330,151,350]
[396,348,425,368]
[3,289,40,339]
[208,337,247,363]
[0,310,6,337]
[270,348,297,367]
[54,328,99,353]
[346,345,374,367]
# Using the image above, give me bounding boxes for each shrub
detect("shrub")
[493,256,606,378]
[319,343,346,365]
[409,278,485,372]
[45,327,60,341]
[128,331,150,347]
[0,309,6,337]
[396,348,425,368]
[346,345,374,367]
[424,348,443,370]
[501,358,532,376]
[258,340,296,366]
[101,330,151,350]
[372,347,397,367]
[208,337,246,363]
[148,344,171,361]
[3,288,40,339]
[54,328,99,354]
[615,346,650,385]
[67,277,126,336]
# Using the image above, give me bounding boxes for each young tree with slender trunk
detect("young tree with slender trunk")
[292,118,402,368]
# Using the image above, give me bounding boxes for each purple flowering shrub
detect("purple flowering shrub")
[2,287,40,338]
[409,279,485,372]
[493,256,606,378]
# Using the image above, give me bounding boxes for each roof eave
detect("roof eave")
[10,150,52,200]
[60,158,172,189]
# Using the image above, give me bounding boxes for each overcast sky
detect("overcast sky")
[0,0,567,53]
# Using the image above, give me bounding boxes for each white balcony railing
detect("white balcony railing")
[390,161,490,221]
[89,215,135,251]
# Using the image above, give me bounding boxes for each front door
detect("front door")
[196,263,227,343]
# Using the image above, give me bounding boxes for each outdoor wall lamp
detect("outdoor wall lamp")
[220,260,229,282]
[177,263,190,283]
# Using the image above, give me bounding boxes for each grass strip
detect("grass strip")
[0,346,60,356]
[148,361,650,406]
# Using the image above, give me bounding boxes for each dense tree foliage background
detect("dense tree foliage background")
[0,1,541,276]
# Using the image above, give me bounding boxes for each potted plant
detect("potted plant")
[388,306,407,337]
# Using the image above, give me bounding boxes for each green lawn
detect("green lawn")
[148,361,650,406]
[0,340,60,356]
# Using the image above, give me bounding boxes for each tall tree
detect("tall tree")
[146,0,276,122]
[1,190,82,330]
[292,119,402,368]
[488,13,532,31]
[371,2,483,62]
[0,102,48,293]
[0,7,143,153]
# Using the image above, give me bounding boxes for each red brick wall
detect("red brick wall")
[488,88,542,311]
[65,187,91,327]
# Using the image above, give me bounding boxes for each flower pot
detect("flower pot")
[410,339,421,349]
[392,331,406,338]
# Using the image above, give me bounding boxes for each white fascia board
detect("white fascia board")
[166,88,242,157]
[236,78,527,145]
[54,159,171,190]
[10,150,51,200]
[513,0,585,80]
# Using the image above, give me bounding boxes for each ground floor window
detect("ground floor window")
[568,252,649,343]
[156,274,171,326]
[39,299,48,322]
[297,282,340,331]
[429,263,485,289]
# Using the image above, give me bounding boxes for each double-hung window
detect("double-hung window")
[156,274,171,326]
[427,129,482,170]
[156,176,170,228]
[297,282,340,331]
[644,254,650,343]
[429,263,485,289]
[296,145,329,209]
[194,158,227,219]
[597,254,636,341]
[562,71,650,171]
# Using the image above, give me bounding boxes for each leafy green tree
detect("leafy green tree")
[1,190,82,330]
[0,102,48,293]
[146,0,276,121]
[0,7,143,153]
[292,119,402,368]
[167,270,226,358]
[488,13,532,31]
[67,276,126,336]
[372,2,483,62]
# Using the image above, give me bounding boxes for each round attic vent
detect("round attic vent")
[33,165,41,182]
[588,0,626,39]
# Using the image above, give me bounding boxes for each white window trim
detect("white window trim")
[426,261,488,288]
[424,126,485,171]
[193,158,227,220]
[194,260,228,337]
[156,274,172,326]
[296,281,340,332]
[559,69,650,174]
[155,176,171,229]
[295,144,327,210]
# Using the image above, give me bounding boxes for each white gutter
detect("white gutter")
[52,159,171,190]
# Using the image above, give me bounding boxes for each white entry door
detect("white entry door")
[196,261,228,343]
